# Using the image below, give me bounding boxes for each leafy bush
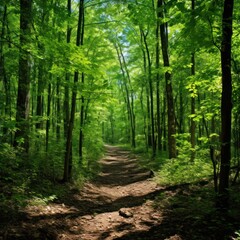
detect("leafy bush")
[156,134,212,185]
[157,157,212,185]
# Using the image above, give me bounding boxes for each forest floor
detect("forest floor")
[0,145,239,240]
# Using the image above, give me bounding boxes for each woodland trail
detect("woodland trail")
[2,145,182,240]
[2,145,231,240]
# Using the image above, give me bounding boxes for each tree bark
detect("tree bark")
[218,0,234,210]
[64,0,72,138]
[156,0,162,151]
[159,0,177,159]
[46,82,51,152]
[115,42,136,148]
[140,30,151,150]
[119,43,136,148]
[141,29,156,156]
[79,6,85,161]
[0,5,12,141]
[79,73,85,160]
[36,53,44,130]
[190,53,196,161]
[190,0,196,162]
[56,77,61,140]
[63,0,84,182]
[14,0,32,153]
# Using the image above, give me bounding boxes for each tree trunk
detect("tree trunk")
[190,0,196,162]
[63,0,84,182]
[115,42,136,148]
[141,29,155,156]
[79,74,85,160]
[162,96,167,151]
[56,77,61,140]
[0,5,11,142]
[156,0,162,151]
[36,54,44,130]
[179,79,184,133]
[119,44,136,148]
[64,0,72,138]
[79,6,85,161]
[159,0,177,159]
[218,0,234,210]
[190,53,196,161]
[140,30,150,150]
[14,0,32,153]
[46,82,51,152]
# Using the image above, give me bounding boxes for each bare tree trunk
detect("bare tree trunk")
[140,30,151,150]
[218,0,234,210]
[162,96,167,151]
[118,43,136,148]
[141,29,156,156]
[190,52,196,161]
[0,5,12,142]
[190,0,196,162]
[56,77,61,140]
[159,0,177,159]
[79,74,85,160]
[14,0,32,153]
[115,42,136,148]
[156,0,162,151]
[46,82,51,152]
[79,6,85,161]
[36,55,44,130]
[63,0,84,182]
[64,0,72,138]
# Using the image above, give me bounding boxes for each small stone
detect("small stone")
[119,208,133,218]
[83,215,93,220]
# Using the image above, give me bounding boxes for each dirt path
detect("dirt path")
[2,145,236,240]
[3,145,177,240]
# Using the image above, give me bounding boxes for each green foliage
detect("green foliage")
[0,143,60,215]
[156,134,212,185]
[27,194,57,206]
[0,143,19,173]
[157,156,212,185]
[29,133,65,180]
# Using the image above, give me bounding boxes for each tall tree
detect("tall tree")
[79,5,85,161]
[156,0,162,151]
[115,41,136,148]
[159,0,177,159]
[141,28,156,156]
[64,0,72,138]
[218,0,234,209]
[35,0,47,131]
[63,0,84,182]
[14,0,32,153]
[140,29,151,150]
[0,4,11,142]
[190,0,196,161]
